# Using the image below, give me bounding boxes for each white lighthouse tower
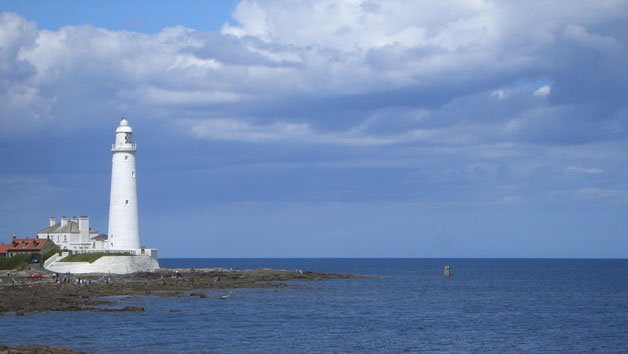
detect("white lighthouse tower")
[108,117,141,250]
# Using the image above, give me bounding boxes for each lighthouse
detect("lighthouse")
[43,116,158,273]
[108,117,141,250]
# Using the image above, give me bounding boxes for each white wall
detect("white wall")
[45,252,159,274]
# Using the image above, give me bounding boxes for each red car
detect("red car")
[28,273,43,279]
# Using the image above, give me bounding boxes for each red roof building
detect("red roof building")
[6,235,54,257]
[0,243,8,257]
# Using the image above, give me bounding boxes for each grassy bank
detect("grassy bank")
[60,253,130,263]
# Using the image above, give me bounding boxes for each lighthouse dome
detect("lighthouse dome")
[113,117,136,151]
[116,117,133,133]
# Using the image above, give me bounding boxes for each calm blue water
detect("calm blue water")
[2,259,628,353]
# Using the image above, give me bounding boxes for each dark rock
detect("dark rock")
[93,306,144,312]
[0,345,87,353]
[0,268,367,314]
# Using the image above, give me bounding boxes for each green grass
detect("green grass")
[60,253,131,263]
[42,247,61,262]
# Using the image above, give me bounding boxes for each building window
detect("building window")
[132,171,135,178]
[125,155,128,161]
[125,200,129,206]
[64,235,67,242]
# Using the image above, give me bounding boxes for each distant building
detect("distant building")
[36,216,105,251]
[0,243,7,257]
[91,233,109,251]
[5,235,54,257]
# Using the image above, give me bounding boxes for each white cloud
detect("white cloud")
[0,84,55,137]
[0,12,52,136]
[180,114,528,147]
[0,12,38,79]
[181,118,405,145]
[130,87,244,106]
[533,84,551,97]
[566,166,603,174]
[222,0,500,52]
[0,1,626,146]
[222,1,270,39]
[491,89,505,99]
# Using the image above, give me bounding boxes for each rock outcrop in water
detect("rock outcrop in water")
[0,345,86,354]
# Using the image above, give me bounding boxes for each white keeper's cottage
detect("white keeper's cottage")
[36,216,107,251]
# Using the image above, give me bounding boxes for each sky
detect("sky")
[0,0,627,258]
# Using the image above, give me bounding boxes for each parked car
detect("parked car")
[28,273,43,279]
[31,255,41,263]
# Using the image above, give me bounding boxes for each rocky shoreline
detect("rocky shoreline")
[0,268,365,314]
[0,345,86,354]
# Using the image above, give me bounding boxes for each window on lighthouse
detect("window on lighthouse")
[125,200,129,206]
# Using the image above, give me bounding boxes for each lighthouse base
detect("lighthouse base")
[45,250,159,274]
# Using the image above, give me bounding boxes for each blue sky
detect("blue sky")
[1,1,627,257]
[0,0,239,33]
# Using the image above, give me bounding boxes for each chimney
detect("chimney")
[12,233,16,240]
[71,216,78,223]
[79,216,89,244]
[61,216,68,227]
[50,216,56,227]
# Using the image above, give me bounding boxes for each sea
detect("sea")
[2,258,628,353]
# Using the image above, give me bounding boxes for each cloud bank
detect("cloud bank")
[2,2,627,142]
[1,1,627,207]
